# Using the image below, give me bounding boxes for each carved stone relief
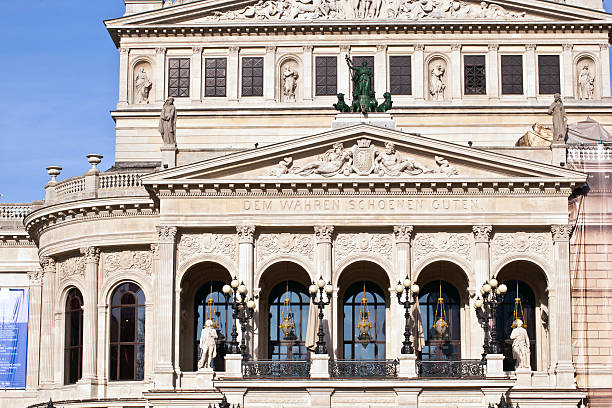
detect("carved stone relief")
[428,57,448,101]
[56,255,85,281]
[576,57,595,101]
[103,250,153,276]
[413,232,473,263]
[280,59,299,102]
[490,232,551,265]
[178,233,237,263]
[257,233,314,264]
[335,232,393,265]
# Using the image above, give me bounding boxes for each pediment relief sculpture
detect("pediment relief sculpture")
[198,0,528,22]
[268,139,459,178]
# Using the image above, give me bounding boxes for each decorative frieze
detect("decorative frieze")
[491,232,551,264]
[335,232,393,264]
[393,225,414,244]
[413,232,473,263]
[236,225,256,243]
[178,233,237,263]
[551,224,572,242]
[56,255,85,280]
[257,233,314,264]
[314,225,334,243]
[103,250,153,276]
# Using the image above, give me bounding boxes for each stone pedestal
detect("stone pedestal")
[223,354,243,379]
[486,354,505,378]
[551,143,567,167]
[399,354,418,378]
[331,113,396,130]
[514,368,532,387]
[161,144,177,169]
[310,354,330,379]
[196,368,215,389]
[555,361,577,388]
[307,388,333,408]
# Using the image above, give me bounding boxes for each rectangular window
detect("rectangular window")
[538,55,561,95]
[168,58,190,98]
[501,55,523,95]
[315,56,337,96]
[241,57,264,97]
[352,56,375,91]
[389,55,412,95]
[464,55,486,95]
[204,58,227,97]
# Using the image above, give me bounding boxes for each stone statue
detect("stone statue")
[578,64,594,100]
[282,65,299,102]
[430,64,446,101]
[135,68,152,104]
[293,142,352,177]
[198,319,218,369]
[159,97,177,145]
[375,142,433,176]
[435,155,458,176]
[547,93,567,143]
[516,123,553,147]
[269,157,293,176]
[510,319,531,370]
[346,55,376,112]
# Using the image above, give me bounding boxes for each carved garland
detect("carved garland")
[56,256,86,281]
[490,232,551,265]
[178,233,237,264]
[103,250,154,277]
[413,232,473,263]
[257,233,315,264]
[335,232,393,265]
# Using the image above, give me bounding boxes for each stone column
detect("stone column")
[39,257,55,387]
[191,46,203,103]
[264,46,276,101]
[155,47,166,103]
[413,44,425,101]
[236,225,255,293]
[303,45,313,101]
[155,226,177,389]
[228,46,240,101]
[314,226,334,355]
[472,225,492,359]
[599,42,611,98]
[487,44,499,99]
[26,270,43,390]
[339,45,351,98]
[562,43,574,99]
[118,47,130,106]
[375,44,388,98]
[393,226,413,360]
[450,44,462,101]
[80,247,100,382]
[525,44,537,100]
[551,224,576,388]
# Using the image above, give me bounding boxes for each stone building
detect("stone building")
[0,0,611,407]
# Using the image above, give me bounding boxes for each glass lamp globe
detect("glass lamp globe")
[222,284,232,295]
[317,278,326,288]
[238,283,248,295]
[474,298,483,308]
[246,299,256,309]
[324,284,333,294]
[231,278,239,288]
[309,284,318,294]
[396,283,405,294]
[403,278,412,288]
[499,283,507,293]
[489,278,498,288]
[482,284,491,293]
[411,284,420,294]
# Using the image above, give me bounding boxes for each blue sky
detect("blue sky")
[1,0,612,203]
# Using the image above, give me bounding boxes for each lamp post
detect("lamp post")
[394,278,420,354]
[308,276,333,355]
[473,277,507,362]
[222,277,255,358]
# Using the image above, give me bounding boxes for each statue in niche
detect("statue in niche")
[374,142,433,176]
[578,64,595,100]
[135,68,152,104]
[282,65,299,102]
[293,142,353,177]
[430,63,446,101]
[198,319,218,370]
[159,97,177,145]
[547,93,567,143]
[510,319,531,370]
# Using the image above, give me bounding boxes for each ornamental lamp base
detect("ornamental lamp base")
[486,354,505,378]
[399,354,418,378]
[310,354,330,379]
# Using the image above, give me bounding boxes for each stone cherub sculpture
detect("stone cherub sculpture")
[510,319,531,370]
[135,68,152,104]
[198,319,218,370]
[547,93,567,143]
[159,97,177,145]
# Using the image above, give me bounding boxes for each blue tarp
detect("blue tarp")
[0,288,29,389]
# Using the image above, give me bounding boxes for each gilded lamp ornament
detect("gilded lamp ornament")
[279,282,297,340]
[357,282,373,343]
[205,282,219,329]
[512,281,526,329]
[433,281,449,338]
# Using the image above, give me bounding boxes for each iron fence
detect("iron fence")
[242,359,311,378]
[329,359,399,378]
[417,359,485,378]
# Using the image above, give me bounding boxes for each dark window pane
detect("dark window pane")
[315,56,337,96]
[205,58,227,97]
[120,345,135,380]
[389,55,412,95]
[501,55,523,95]
[242,57,264,96]
[65,289,84,384]
[538,55,560,95]
[268,279,310,360]
[352,56,375,93]
[168,58,190,98]
[464,55,486,95]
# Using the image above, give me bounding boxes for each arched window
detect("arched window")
[193,281,233,370]
[268,281,310,360]
[65,288,83,384]
[342,281,386,360]
[110,283,145,381]
[419,281,461,361]
[496,280,537,371]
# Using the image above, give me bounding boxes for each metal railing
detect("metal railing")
[329,359,398,378]
[242,359,311,379]
[417,359,485,379]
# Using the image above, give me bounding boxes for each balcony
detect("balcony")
[417,359,485,379]
[242,360,311,379]
[328,359,399,378]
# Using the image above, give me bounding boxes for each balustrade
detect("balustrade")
[242,360,311,379]
[329,359,398,378]
[0,204,32,220]
[417,359,485,379]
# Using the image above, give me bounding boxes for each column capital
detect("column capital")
[414,43,425,51]
[80,247,100,263]
[156,226,178,243]
[156,47,166,54]
[376,44,388,52]
[340,44,350,53]
[236,224,256,243]
[265,45,277,53]
[472,225,493,243]
[27,270,43,285]
[393,225,414,244]
[562,43,573,52]
[229,46,240,53]
[39,256,55,273]
[192,46,202,54]
[599,42,610,51]
[120,47,129,55]
[303,45,314,52]
[551,224,572,242]
[525,44,537,51]
[488,43,499,51]
[314,225,334,243]
[450,44,462,51]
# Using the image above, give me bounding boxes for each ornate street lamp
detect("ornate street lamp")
[308,276,333,354]
[473,277,507,361]
[222,276,255,358]
[394,278,420,354]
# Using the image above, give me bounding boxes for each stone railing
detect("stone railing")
[0,204,32,221]
[48,171,148,205]
[54,176,86,202]
[567,144,612,163]
[99,172,142,189]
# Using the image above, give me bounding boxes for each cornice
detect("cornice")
[0,231,36,248]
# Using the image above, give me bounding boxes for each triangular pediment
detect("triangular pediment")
[105,0,612,28]
[141,124,586,187]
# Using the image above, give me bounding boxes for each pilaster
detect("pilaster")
[80,247,100,383]
[155,226,177,389]
[155,47,166,103]
[472,225,492,359]
[39,257,55,387]
[393,225,413,359]
[191,46,203,103]
[314,225,334,357]
[413,44,425,101]
[375,44,387,98]
[450,44,462,101]
[487,44,499,99]
[562,43,574,99]
[525,44,537,100]
[118,47,129,107]
[303,45,313,101]
[26,270,43,390]
[236,225,255,293]
[599,42,611,98]
[228,46,239,101]
[339,45,350,98]
[264,46,276,101]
